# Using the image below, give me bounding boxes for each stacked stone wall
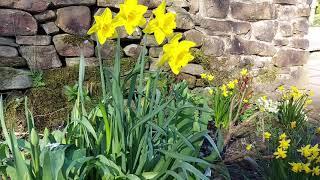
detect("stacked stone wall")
[0,0,312,91]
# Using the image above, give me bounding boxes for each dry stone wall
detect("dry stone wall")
[0,0,312,91]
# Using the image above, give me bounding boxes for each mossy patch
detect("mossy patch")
[256,66,279,83]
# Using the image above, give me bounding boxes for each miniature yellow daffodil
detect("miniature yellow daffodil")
[274,147,287,159]
[279,139,291,150]
[246,144,253,151]
[289,162,303,173]
[209,89,214,95]
[207,74,214,81]
[115,0,148,35]
[278,85,285,92]
[291,121,297,129]
[302,163,312,174]
[227,80,238,90]
[200,73,207,79]
[220,84,229,97]
[298,145,312,158]
[157,33,196,74]
[240,69,248,76]
[279,133,287,140]
[87,8,119,45]
[243,99,249,103]
[264,132,271,140]
[143,0,176,45]
[312,166,320,176]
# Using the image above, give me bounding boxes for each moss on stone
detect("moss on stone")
[62,34,92,46]
[256,66,279,83]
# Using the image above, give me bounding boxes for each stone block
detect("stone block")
[0,46,18,57]
[176,73,196,88]
[274,38,290,46]
[167,7,194,30]
[289,38,309,50]
[123,44,143,58]
[273,48,309,67]
[0,57,27,67]
[273,0,297,5]
[34,10,56,23]
[199,0,230,18]
[231,2,276,21]
[53,34,94,57]
[52,0,96,7]
[181,63,205,76]
[0,67,32,90]
[201,37,225,57]
[184,29,205,47]
[16,36,51,46]
[0,9,37,36]
[199,18,232,35]
[149,47,162,58]
[65,57,99,67]
[277,5,298,20]
[55,6,91,36]
[19,45,62,70]
[96,40,121,60]
[0,0,49,13]
[278,22,293,37]
[293,18,309,35]
[252,20,278,42]
[0,37,18,47]
[230,37,277,57]
[41,22,60,35]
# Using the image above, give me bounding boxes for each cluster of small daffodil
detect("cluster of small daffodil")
[219,79,239,97]
[200,73,215,81]
[278,85,313,105]
[88,0,196,75]
[273,133,291,159]
[288,144,320,176]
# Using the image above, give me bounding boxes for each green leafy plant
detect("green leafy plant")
[30,70,46,88]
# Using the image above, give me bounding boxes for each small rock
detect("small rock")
[141,35,164,47]
[230,37,277,57]
[55,6,91,36]
[149,47,162,58]
[0,46,18,57]
[41,22,60,35]
[123,44,143,58]
[176,73,196,88]
[189,0,199,14]
[184,29,205,47]
[167,7,195,30]
[274,38,290,46]
[231,2,276,21]
[0,9,37,36]
[0,37,18,47]
[34,10,56,23]
[289,38,309,50]
[0,67,32,90]
[293,18,309,35]
[278,22,293,37]
[96,40,121,60]
[65,57,99,67]
[0,0,49,13]
[171,0,189,8]
[276,5,298,20]
[52,0,96,7]
[273,0,297,4]
[199,18,232,35]
[201,37,225,57]
[181,63,205,76]
[252,20,278,42]
[19,45,62,70]
[199,0,230,18]
[273,48,309,67]
[0,57,27,67]
[53,34,94,57]
[16,36,51,46]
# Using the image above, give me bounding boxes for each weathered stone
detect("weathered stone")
[201,37,225,57]
[176,73,196,88]
[16,36,51,46]
[0,67,32,90]
[171,0,189,8]
[167,7,195,30]
[97,0,122,7]
[41,22,60,35]
[0,37,18,47]
[230,37,277,57]
[65,57,99,67]
[0,9,37,36]
[278,22,293,37]
[289,38,309,50]
[199,18,232,35]
[19,45,62,70]
[123,44,143,58]
[96,40,121,60]
[184,29,205,47]
[0,46,18,57]
[0,57,27,67]
[231,21,251,35]
[118,27,143,40]
[293,18,309,35]
[252,20,278,42]
[199,0,230,18]
[53,34,94,57]
[190,0,199,14]
[297,5,311,17]
[149,47,162,58]
[34,10,56,23]
[181,63,205,76]
[274,38,290,46]
[231,2,276,21]
[55,6,91,36]
[141,35,164,47]
[273,48,309,67]
[273,0,297,4]
[52,0,96,7]
[97,0,164,8]
[277,5,298,20]
[0,0,49,13]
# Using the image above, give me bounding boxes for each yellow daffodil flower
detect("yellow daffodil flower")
[298,145,312,158]
[209,89,214,95]
[207,74,214,81]
[157,33,196,74]
[302,163,312,174]
[264,132,271,140]
[143,0,176,45]
[278,85,285,92]
[243,99,249,103]
[220,84,229,97]
[312,166,320,176]
[279,139,291,150]
[291,121,297,129]
[306,98,313,105]
[309,144,320,161]
[246,144,253,151]
[279,133,287,140]
[200,73,207,79]
[115,0,148,35]
[227,80,238,89]
[240,69,248,76]
[289,162,303,173]
[87,8,119,45]
[274,147,287,159]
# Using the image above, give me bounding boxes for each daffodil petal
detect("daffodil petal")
[154,29,166,45]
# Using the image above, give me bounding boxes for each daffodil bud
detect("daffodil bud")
[30,128,39,146]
